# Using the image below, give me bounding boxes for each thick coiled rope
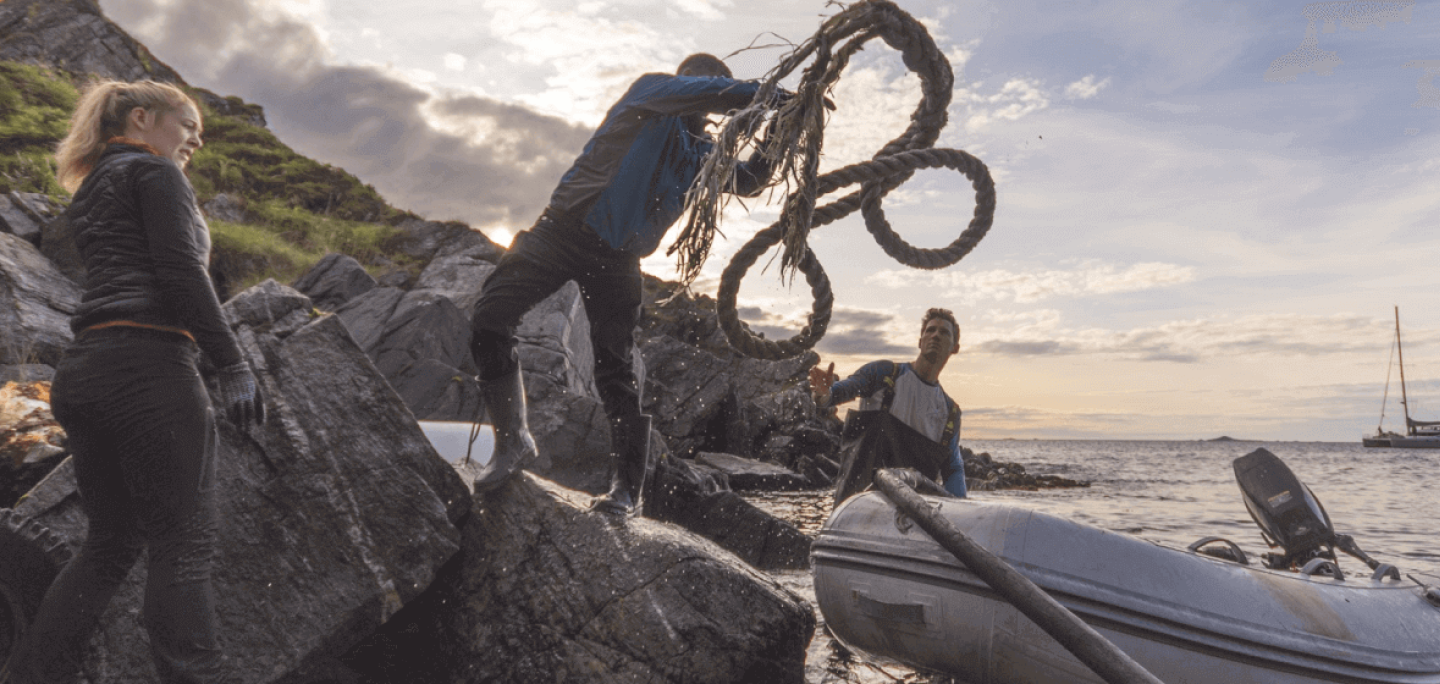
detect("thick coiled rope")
[674,0,996,360]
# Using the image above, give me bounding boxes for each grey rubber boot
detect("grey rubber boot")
[472,365,539,493]
[592,414,654,517]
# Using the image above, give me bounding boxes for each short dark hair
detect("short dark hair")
[922,308,959,339]
[677,53,732,78]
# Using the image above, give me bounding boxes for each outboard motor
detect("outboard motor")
[1233,448,1337,570]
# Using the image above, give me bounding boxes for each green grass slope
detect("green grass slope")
[0,61,423,291]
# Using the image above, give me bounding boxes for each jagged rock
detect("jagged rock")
[334,285,406,353]
[371,290,474,378]
[12,282,469,684]
[411,253,494,321]
[0,232,80,366]
[389,358,482,422]
[224,278,316,332]
[514,280,602,398]
[192,91,267,128]
[963,449,1090,491]
[0,365,53,384]
[639,334,818,460]
[0,0,185,83]
[430,473,814,683]
[696,451,810,492]
[201,192,247,224]
[0,195,41,245]
[647,457,813,571]
[9,193,62,225]
[523,373,611,492]
[390,217,503,264]
[331,256,603,421]
[292,252,377,312]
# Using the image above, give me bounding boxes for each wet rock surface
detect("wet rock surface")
[0,232,80,367]
[11,282,469,684]
[347,472,816,684]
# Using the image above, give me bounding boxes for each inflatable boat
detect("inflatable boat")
[811,449,1440,683]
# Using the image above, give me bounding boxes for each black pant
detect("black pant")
[8,328,224,684]
[470,212,644,425]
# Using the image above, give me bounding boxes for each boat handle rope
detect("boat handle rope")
[677,0,997,360]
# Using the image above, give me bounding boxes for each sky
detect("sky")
[97,0,1440,442]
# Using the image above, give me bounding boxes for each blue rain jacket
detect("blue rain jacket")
[547,72,770,256]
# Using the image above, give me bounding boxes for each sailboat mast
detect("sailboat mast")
[1395,305,1412,436]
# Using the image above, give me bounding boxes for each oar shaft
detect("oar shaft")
[873,469,1165,684]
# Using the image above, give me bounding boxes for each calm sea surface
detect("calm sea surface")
[752,439,1440,581]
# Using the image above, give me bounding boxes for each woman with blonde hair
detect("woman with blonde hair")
[1,80,263,684]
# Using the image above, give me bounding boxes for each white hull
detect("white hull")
[812,493,1440,684]
[1389,436,1440,449]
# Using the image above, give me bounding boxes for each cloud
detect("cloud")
[970,312,1418,363]
[1403,59,1440,109]
[1064,75,1110,100]
[961,77,1050,133]
[101,0,594,230]
[866,261,1197,304]
[1264,0,1414,83]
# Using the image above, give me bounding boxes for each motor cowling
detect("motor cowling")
[1233,448,1335,570]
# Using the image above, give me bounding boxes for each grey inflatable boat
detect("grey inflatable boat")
[812,450,1440,683]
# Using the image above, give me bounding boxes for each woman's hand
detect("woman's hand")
[216,363,266,429]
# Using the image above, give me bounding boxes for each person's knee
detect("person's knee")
[470,326,518,381]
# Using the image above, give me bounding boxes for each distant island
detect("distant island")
[1206,436,1262,442]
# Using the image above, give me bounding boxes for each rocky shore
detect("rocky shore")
[0,0,1087,678]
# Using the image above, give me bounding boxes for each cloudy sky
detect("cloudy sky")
[99,0,1440,441]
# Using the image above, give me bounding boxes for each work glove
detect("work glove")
[216,362,266,429]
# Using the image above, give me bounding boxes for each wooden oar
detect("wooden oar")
[873,469,1165,684]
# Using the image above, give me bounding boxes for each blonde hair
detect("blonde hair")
[55,80,196,192]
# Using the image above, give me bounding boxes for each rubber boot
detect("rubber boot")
[472,365,539,493]
[592,414,654,518]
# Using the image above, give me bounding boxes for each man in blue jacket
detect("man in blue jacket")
[810,308,967,502]
[468,53,777,517]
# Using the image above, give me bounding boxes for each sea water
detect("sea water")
[750,439,1440,581]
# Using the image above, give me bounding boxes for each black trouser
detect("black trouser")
[7,328,224,684]
[470,212,645,426]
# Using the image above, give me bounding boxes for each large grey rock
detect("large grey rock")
[523,373,612,492]
[372,290,474,378]
[0,232,80,366]
[0,0,185,83]
[334,286,405,353]
[391,218,503,264]
[0,364,53,384]
[292,252,377,312]
[201,193,247,224]
[695,451,810,492]
[14,282,469,684]
[389,358,483,422]
[0,195,41,245]
[411,253,495,317]
[646,457,813,572]
[410,255,599,398]
[435,473,814,683]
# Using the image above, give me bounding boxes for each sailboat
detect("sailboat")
[1364,306,1440,448]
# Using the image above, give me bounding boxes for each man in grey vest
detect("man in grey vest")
[811,308,966,503]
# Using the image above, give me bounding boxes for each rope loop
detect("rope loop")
[692,0,995,360]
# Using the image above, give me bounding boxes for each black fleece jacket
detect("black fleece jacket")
[66,142,243,369]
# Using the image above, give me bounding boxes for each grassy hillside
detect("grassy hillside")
[0,61,422,290]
